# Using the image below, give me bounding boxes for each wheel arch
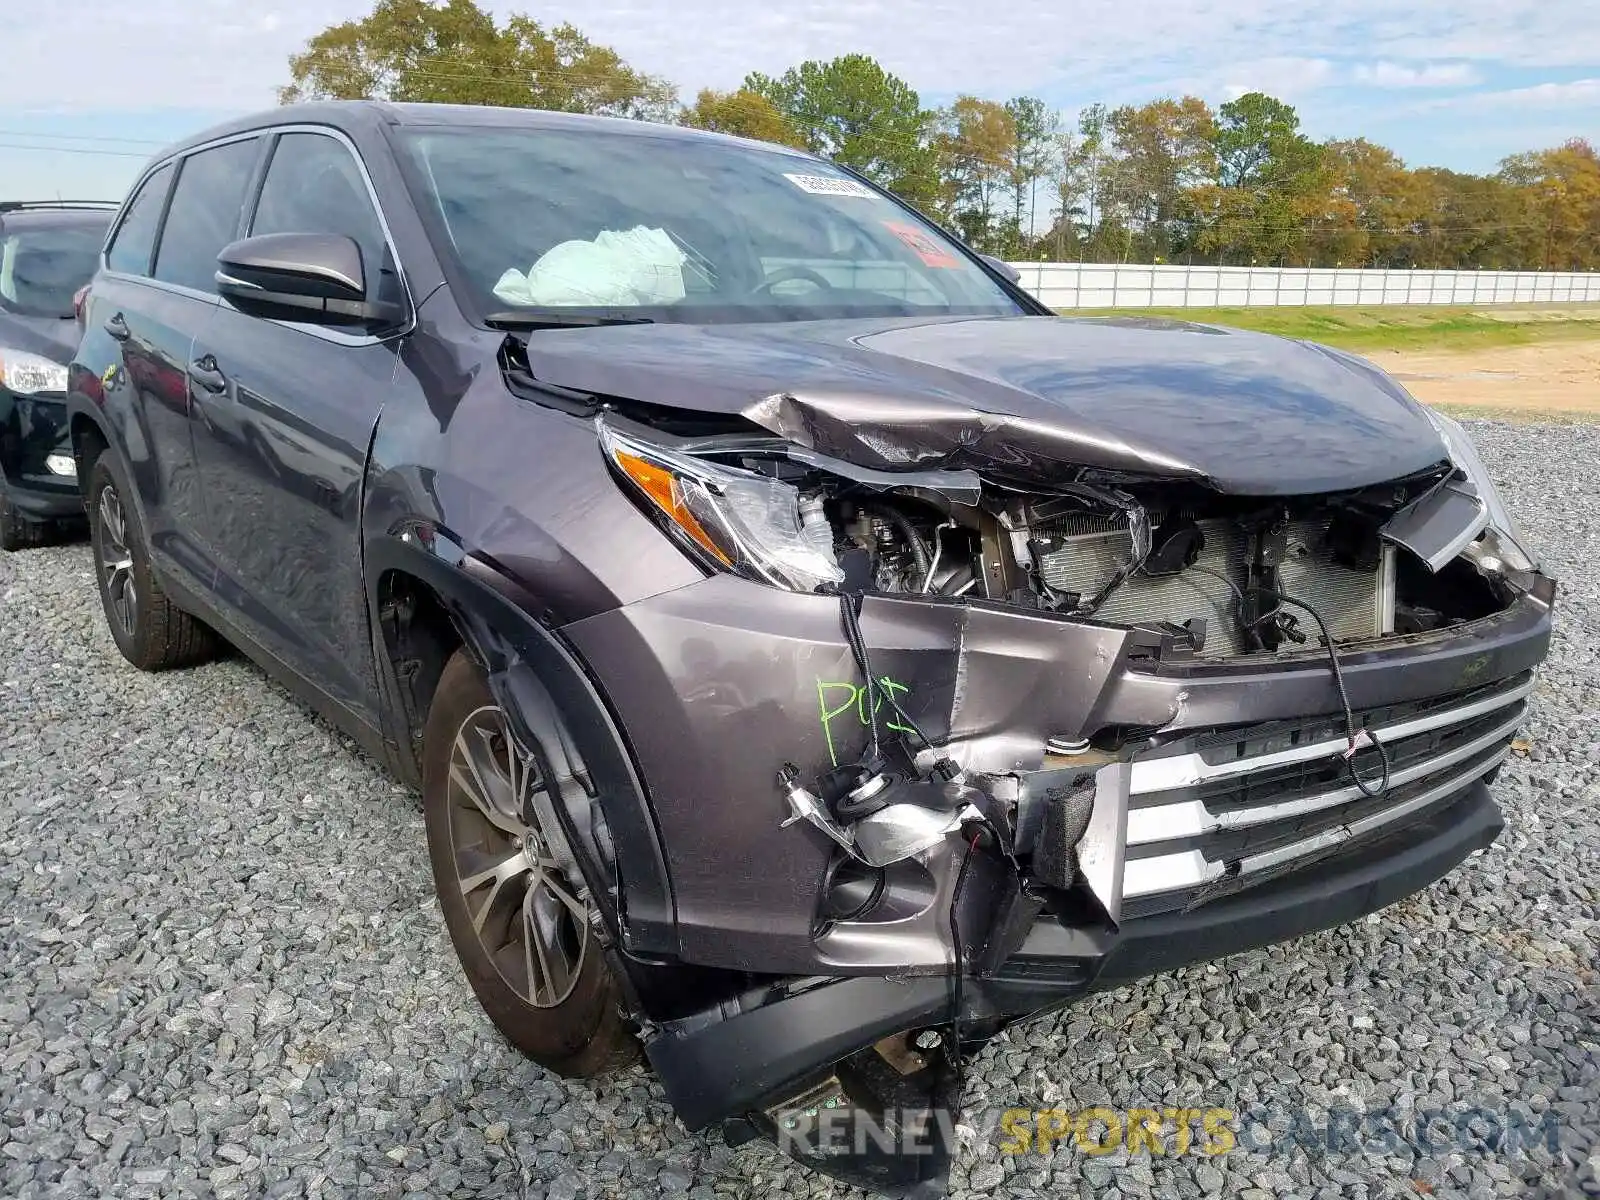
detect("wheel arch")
[67,402,119,502]
[364,525,680,960]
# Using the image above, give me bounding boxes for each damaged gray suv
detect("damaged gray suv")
[68,102,1555,1196]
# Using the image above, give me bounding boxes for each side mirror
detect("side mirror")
[979,253,1022,284]
[216,233,401,328]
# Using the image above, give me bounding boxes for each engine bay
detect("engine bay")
[694,437,1512,661]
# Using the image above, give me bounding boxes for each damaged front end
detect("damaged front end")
[548,394,1553,1198]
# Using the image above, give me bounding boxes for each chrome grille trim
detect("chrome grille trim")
[1118,674,1533,906]
[1122,744,1512,900]
[1125,705,1527,846]
[1128,675,1535,794]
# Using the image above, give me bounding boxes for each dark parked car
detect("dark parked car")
[67,103,1554,1196]
[0,200,115,548]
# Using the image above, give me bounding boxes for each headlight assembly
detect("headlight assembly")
[598,420,845,593]
[0,347,69,395]
[1425,410,1537,572]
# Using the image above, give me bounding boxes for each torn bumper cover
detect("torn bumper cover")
[560,567,1552,1190]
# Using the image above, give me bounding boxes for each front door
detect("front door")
[187,129,406,722]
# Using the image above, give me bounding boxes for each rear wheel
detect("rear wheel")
[85,455,218,670]
[422,650,637,1075]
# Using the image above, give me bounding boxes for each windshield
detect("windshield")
[0,221,107,318]
[396,126,1025,325]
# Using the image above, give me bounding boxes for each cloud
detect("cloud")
[1217,58,1339,102]
[1352,61,1482,88]
[1422,77,1600,110]
[1482,78,1600,107]
[0,0,1595,115]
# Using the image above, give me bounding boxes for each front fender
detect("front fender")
[362,528,680,959]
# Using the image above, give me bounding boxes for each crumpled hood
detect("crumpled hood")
[517,313,1449,495]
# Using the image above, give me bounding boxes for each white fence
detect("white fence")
[1007,262,1600,309]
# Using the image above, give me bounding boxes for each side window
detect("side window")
[250,133,388,291]
[106,163,174,276]
[153,138,261,294]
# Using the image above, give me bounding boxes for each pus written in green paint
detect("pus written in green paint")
[817,677,915,766]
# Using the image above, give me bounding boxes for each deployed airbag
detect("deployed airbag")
[494,226,687,308]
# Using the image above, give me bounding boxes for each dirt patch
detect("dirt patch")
[1369,338,1600,415]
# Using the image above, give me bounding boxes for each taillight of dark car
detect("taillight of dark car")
[73,284,91,329]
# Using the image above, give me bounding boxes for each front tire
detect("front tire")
[422,650,637,1076]
[85,455,217,670]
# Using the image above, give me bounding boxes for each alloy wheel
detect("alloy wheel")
[446,704,590,1009]
[96,484,137,637]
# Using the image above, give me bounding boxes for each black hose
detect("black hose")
[866,502,932,580]
[839,589,944,757]
[839,592,881,759]
[946,830,979,1103]
[1263,590,1393,798]
[1179,566,1391,797]
[840,587,978,1098]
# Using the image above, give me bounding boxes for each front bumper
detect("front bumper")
[648,777,1504,1130]
[0,388,81,520]
[561,570,1550,1195]
[562,572,1552,973]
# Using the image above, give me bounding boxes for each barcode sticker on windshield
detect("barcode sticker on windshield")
[784,172,879,198]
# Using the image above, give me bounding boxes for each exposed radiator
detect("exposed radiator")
[1032,515,1394,657]
[1035,517,1249,655]
[1278,522,1396,643]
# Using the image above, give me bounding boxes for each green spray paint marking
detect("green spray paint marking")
[817,677,915,766]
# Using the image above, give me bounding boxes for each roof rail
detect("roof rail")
[0,200,121,213]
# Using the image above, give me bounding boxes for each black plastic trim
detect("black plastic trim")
[0,478,85,520]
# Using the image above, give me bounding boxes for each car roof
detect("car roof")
[159,100,821,162]
[0,202,117,231]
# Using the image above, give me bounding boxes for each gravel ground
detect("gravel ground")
[1,419,1596,1200]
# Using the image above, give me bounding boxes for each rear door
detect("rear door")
[75,148,245,591]
[187,127,405,721]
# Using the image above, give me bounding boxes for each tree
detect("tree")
[933,96,1014,248]
[1499,139,1600,269]
[1318,138,1426,266]
[745,55,940,207]
[1003,96,1059,249]
[1213,93,1320,190]
[1101,96,1216,260]
[1067,104,1111,257]
[1193,92,1325,263]
[681,88,807,149]
[280,0,676,120]
[1394,169,1538,269]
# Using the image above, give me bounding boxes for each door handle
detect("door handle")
[188,354,227,393]
[104,313,130,341]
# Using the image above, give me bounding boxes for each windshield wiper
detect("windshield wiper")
[483,311,656,331]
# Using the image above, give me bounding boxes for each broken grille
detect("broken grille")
[1117,671,1533,917]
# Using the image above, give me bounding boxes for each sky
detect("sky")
[2,0,1597,202]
